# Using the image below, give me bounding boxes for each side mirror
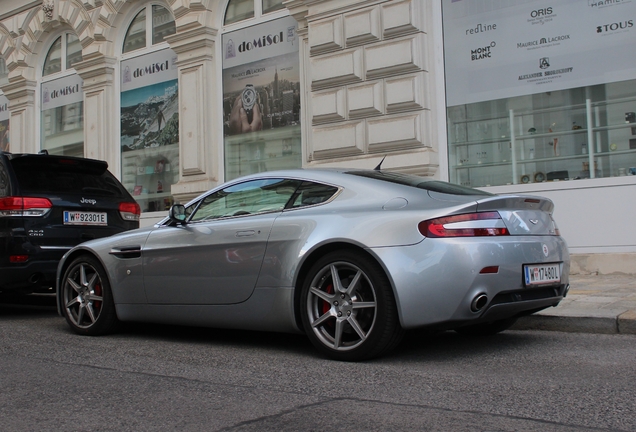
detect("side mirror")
[169,204,186,224]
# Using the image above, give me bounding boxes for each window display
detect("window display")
[448,80,636,187]
[222,15,301,180]
[41,74,84,157]
[120,49,179,212]
[40,34,84,157]
[442,0,636,187]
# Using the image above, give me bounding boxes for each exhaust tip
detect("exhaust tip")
[471,294,488,312]
[28,273,43,284]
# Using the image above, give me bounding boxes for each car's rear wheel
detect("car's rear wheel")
[300,250,403,361]
[61,255,118,335]
[454,317,518,336]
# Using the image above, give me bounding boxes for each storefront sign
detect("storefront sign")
[41,74,83,111]
[121,49,178,92]
[443,0,636,106]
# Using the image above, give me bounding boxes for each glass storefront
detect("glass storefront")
[40,34,84,157]
[40,74,84,157]
[120,49,179,213]
[442,0,636,186]
[448,79,636,186]
[222,15,301,181]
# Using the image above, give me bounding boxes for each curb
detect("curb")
[513,311,636,335]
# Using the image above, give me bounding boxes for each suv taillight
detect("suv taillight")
[419,212,509,238]
[0,197,53,217]
[119,202,141,221]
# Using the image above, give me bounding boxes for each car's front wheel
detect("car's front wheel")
[61,255,118,335]
[300,251,403,361]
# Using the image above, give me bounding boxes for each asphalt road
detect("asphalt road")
[1,300,635,432]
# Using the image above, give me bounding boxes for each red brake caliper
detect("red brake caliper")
[93,282,102,311]
[322,283,333,315]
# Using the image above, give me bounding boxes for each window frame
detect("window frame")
[120,2,176,59]
[222,0,288,31]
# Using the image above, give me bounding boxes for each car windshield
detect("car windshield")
[345,170,493,196]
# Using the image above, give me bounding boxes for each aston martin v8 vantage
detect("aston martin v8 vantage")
[56,169,570,361]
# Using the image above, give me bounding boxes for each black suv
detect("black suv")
[0,151,140,295]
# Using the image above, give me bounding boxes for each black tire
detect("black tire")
[300,250,404,361]
[60,255,118,336]
[454,317,518,336]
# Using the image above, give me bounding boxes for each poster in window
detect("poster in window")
[221,16,300,136]
[120,50,179,152]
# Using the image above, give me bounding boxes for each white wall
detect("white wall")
[485,176,636,254]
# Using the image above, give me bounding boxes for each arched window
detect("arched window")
[221,0,301,180]
[120,4,178,214]
[40,32,84,157]
[123,5,176,53]
[224,0,285,25]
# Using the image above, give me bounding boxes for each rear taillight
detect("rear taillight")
[119,202,141,221]
[0,197,53,217]
[551,216,561,236]
[419,212,509,238]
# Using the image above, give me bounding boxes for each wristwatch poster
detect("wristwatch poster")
[241,84,257,123]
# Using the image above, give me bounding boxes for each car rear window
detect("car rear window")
[346,170,493,196]
[10,157,127,197]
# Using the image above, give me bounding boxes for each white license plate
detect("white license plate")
[524,263,561,286]
[63,211,108,226]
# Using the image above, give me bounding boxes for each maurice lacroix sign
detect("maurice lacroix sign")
[443,0,636,106]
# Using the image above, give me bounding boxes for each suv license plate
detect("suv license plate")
[63,211,108,226]
[524,263,560,286]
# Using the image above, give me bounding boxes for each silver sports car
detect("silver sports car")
[56,168,570,361]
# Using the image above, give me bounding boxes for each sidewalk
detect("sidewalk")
[513,274,636,335]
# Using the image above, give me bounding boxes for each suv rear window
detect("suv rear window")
[10,156,126,197]
[346,171,493,196]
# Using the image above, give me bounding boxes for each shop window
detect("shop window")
[442,0,636,186]
[447,81,636,186]
[40,33,84,157]
[120,4,179,214]
[222,1,300,180]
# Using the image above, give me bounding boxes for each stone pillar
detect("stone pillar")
[75,55,119,174]
[2,77,37,154]
[165,27,221,203]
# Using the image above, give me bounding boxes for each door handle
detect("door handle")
[235,230,256,237]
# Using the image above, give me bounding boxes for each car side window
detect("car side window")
[289,181,338,208]
[189,178,301,222]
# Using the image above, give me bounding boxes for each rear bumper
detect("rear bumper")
[371,235,570,329]
[0,260,61,292]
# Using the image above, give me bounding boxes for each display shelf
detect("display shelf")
[449,94,636,186]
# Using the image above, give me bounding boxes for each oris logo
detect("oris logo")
[596,20,633,32]
[531,7,553,17]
